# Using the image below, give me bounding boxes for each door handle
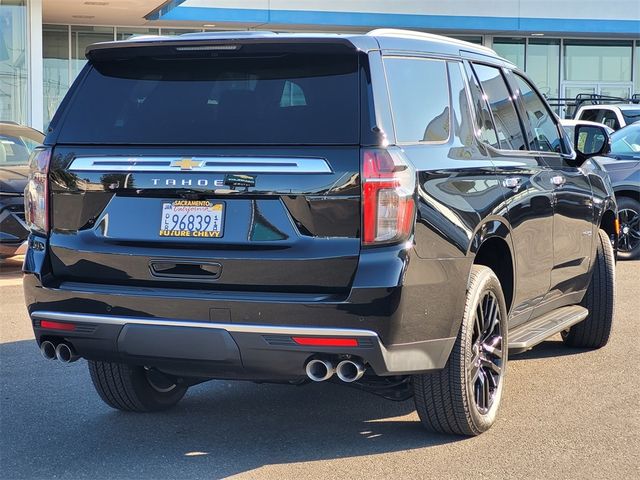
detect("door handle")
[503,177,522,189]
[551,175,566,187]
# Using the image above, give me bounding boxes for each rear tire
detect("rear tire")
[413,265,508,436]
[562,229,615,349]
[616,196,640,260]
[88,360,187,412]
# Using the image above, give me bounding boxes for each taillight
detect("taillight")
[24,147,51,234]
[361,148,416,245]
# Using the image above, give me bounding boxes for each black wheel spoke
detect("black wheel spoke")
[481,356,502,376]
[469,290,504,414]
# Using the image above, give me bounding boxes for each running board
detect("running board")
[508,305,589,354]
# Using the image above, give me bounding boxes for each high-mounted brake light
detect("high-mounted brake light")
[361,148,416,245]
[24,147,51,234]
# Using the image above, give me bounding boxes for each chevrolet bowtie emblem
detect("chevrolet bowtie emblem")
[170,158,204,170]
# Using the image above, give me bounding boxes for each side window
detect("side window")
[464,62,500,148]
[513,74,563,153]
[579,109,599,122]
[384,57,450,143]
[472,63,526,151]
[600,110,620,130]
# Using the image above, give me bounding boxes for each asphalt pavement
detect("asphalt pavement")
[1,256,639,479]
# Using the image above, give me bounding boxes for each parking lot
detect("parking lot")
[0,257,638,479]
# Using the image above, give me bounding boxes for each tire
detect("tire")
[88,360,188,412]
[562,229,615,349]
[413,265,508,436]
[616,196,640,261]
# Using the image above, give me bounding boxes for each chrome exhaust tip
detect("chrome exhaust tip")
[336,359,365,383]
[55,343,80,363]
[305,359,335,382]
[40,341,57,360]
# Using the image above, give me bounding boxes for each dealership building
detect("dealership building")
[2,0,639,131]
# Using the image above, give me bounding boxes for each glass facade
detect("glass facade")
[3,8,638,130]
[493,38,525,70]
[43,24,69,127]
[564,40,633,82]
[71,26,114,79]
[527,39,560,99]
[0,0,28,124]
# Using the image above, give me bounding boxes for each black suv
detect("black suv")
[23,30,617,436]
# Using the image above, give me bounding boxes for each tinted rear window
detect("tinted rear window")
[58,48,359,144]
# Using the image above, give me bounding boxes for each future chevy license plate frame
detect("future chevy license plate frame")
[159,200,224,238]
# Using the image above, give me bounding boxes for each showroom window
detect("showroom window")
[493,38,525,70]
[71,26,115,78]
[527,39,560,99]
[43,25,70,128]
[0,0,28,125]
[564,40,633,83]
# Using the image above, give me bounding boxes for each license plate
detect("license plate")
[159,200,224,238]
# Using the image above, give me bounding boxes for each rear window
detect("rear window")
[57,48,360,145]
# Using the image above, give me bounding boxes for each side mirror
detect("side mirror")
[573,123,611,162]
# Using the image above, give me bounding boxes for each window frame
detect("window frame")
[469,61,529,152]
[462,60,501,150]
[382,54,453,146]
[507,69,569,157]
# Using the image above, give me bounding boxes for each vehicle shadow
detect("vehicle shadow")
[0,339,463,479]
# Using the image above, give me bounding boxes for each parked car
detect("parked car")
[574,103,640,130]
[562,119,640,259]
[0,122,44,258]
[601,124,640,259]
[23,30,617,436]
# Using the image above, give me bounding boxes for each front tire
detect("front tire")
[88,361,188,412]
[413,265,508,436]
[562,228,615,349]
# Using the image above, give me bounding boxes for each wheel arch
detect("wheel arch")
[468,219,516,314]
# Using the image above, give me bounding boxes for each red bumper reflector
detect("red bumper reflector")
[40,320,76,331]
[292,337,358,347]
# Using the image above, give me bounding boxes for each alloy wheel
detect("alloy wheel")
[618,208,640,254]
[468,292,504,414]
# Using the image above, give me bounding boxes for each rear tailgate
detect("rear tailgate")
[47,41,366,294]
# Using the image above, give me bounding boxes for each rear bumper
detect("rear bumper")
[30,310,455,378]
[24,238,469,379]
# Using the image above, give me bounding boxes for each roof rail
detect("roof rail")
[367,28,495,54]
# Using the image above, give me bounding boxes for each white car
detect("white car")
[574,104,640,131]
